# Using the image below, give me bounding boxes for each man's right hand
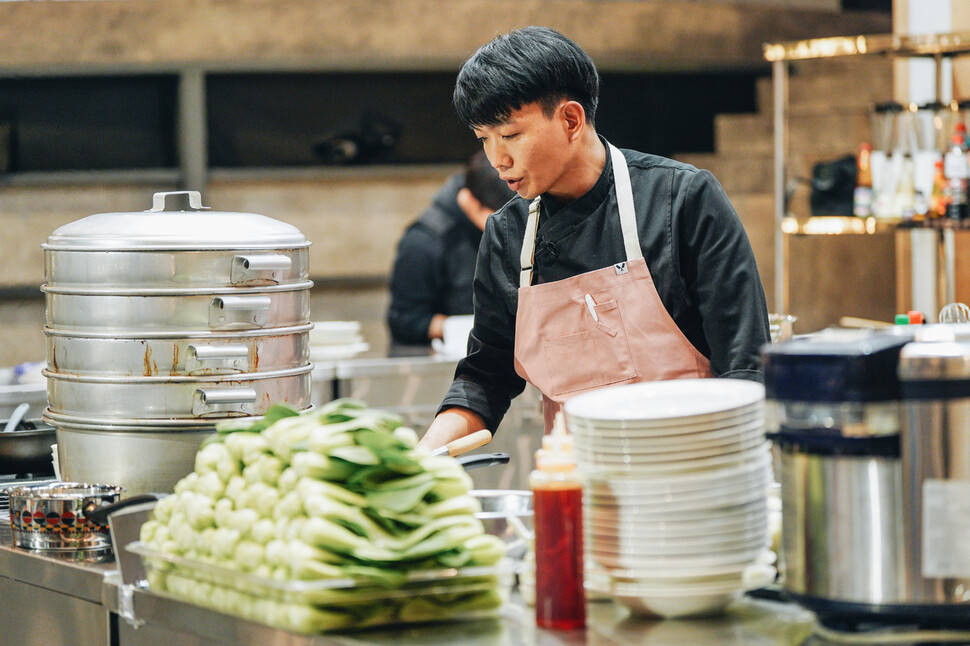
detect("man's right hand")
[418,407,487,451]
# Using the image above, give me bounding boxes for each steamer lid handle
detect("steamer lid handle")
[149,191,211,212]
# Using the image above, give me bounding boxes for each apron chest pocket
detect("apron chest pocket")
[542,299,637,396]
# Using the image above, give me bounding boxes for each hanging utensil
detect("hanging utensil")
[456,452,510,471]
[3,402,30,433]
[940,302,970,323]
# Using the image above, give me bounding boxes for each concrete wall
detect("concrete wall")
[0,1,893,368]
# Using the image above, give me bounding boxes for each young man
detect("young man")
[420,26,770,448]
[387,151,515,356]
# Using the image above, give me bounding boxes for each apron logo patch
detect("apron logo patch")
[614,262,628,275]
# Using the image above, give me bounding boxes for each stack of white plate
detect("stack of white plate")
[309,321,369,361]
[563,379,777,619]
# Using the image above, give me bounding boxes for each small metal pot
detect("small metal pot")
[8,482,124,552]
[0,419,56,475]
[473,489,533,560]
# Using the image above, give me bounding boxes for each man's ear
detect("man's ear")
[561,101,587,142]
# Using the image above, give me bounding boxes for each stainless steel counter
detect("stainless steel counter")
[0,521,117,646]
[102,582,820,646]
[0,520,887,646]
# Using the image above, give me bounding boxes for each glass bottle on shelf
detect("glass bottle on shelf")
[930,158,949,219]
[895,153,917,220]
[854,142,874,218]
[945,131,969,221]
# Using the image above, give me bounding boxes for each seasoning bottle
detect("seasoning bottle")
[530,413,585,630]
[930,158,949,220]
[945,133,969,221]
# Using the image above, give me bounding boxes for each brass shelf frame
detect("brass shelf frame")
[763,30,970,316]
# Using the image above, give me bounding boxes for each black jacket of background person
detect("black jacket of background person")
[438,140,772,432]
[387,173,483,354]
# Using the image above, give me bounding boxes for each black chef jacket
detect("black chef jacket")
[438,138,771,433]
[387,173,484,355]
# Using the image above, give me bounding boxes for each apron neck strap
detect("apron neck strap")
[519,142,641,288]
[520,198,541,288]
[609,143,644,263]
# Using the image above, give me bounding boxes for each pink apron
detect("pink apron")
[513,144,712,432]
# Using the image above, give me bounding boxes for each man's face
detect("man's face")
[472,101,571,201]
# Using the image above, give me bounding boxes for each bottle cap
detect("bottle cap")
[895,314,911,325]
[907,310,924,325]
[535,412,577,471]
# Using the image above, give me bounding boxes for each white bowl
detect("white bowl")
[609,563,776,619]
[592,542,769,572]
[564,379,765,423]
[600,549,776,580]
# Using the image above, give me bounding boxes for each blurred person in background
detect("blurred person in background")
[387,151,515,356]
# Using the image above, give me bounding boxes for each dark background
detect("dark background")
[0,70,763,172]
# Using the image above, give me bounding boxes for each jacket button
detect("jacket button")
[547,242,559,257]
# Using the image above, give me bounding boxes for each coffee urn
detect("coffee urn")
[762,329,939,629]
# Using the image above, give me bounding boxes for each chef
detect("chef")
[419,26,770,449]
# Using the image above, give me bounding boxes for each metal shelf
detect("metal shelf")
[763,30,970,317]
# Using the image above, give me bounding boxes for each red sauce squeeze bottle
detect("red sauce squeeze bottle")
[530,413,585,630]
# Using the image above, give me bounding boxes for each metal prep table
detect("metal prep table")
[0,521,117,646]
[101,581,823,646]
[0,519,876,646]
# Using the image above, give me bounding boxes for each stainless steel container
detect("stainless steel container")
[43,190,310,289]
[41,191,313,495]
[761,329,948,628]
[45,365,312,419]
[8,482,123,552]
[44,286,310,333]
[45,324,311,377]
[54,427,212,497]
[897,341,970,615]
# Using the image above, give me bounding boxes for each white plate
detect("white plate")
[594,548,768,575]
[589,522,768,551]
[571,419,765,449]
[564,379,765,423]
[587,503,767,529]
[587,512,768,541]
[586,450,772,491]
[590,533,769,559]
[575,432,766,464]
[587,461,771,500]
[585,478,769,514]
[579,442,772,476]
[568,406,763,436]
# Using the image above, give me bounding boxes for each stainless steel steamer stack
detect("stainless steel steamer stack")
[41,191,313,495]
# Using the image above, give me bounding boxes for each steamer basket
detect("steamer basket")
[45,324,311,377]
[45,365,312,419]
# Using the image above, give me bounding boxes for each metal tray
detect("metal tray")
[128,541,512,633]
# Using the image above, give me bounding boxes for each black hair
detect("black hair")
[453,26,600,128]
[464,150,515,210]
